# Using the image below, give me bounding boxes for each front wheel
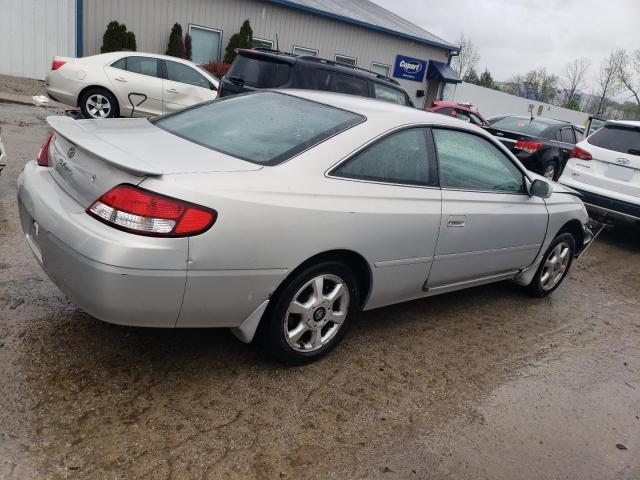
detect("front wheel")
[261,261,360,364]
[527,233,575,297]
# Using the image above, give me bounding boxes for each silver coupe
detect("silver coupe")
[18,91,592,363]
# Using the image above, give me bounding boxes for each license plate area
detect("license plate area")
[605,164,634,182]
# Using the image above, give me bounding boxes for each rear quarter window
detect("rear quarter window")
[227,55,290,88]
[587,125,640,155]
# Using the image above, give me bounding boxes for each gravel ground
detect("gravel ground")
[0,100,639,480]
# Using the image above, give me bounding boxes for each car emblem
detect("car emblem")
[89,174,96,184]
[55,156,73,176]
[616,158,630,166]
[67,146,76,159]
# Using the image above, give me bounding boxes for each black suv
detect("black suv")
[219,49,413,107]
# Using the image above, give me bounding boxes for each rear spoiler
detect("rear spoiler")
[47,116,163,176]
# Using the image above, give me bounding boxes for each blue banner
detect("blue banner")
[392,55,428,82]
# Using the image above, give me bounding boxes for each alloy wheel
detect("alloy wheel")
[86,94,112,118]
[283,274,350,352]
[540,240,571,290]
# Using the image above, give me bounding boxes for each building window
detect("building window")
[189,24,222,64]
[371,62,391,77]
[293,45,318,57]
[252,37,274,49]
[335,54,357,66]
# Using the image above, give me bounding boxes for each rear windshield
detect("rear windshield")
[587,124,640,155]
[490,117,552,136]
[227,55,290,88]
[152,92,365,165]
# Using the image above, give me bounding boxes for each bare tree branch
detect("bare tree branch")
[563,58,590,104]
[451,34,480,80]
[617,48,640,105]
[596,49,625,114]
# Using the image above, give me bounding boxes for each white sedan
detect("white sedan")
[45,52,220,119]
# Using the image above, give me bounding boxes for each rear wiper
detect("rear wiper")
[228,76,245,86]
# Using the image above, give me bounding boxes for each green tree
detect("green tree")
[185,33,192,61]
[166,23,186,58]
[479,69,495,89]
[101,21,136,53]
[564,98,581,111]
[224,19,253,64]
[463,67,480,85]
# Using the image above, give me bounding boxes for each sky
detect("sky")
[373,0,639,98]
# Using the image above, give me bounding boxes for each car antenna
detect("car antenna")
[275,33,280,52]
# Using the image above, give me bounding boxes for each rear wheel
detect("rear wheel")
[527,233,575,297]
[542,160,559,181]
[261,261,359,364]
[79,88,119,119]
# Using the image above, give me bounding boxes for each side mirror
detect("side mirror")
[530,179,552,198]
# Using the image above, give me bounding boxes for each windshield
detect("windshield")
[490,117,553,136]
[152,92,365,165]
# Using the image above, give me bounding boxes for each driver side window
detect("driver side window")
[432,128,525,193]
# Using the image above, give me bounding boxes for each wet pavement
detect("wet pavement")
[0,101,639,479]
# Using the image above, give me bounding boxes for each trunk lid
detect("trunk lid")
[46,116,261,207]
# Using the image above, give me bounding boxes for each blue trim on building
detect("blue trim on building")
[263,0,458,52]
[76,0,83,57]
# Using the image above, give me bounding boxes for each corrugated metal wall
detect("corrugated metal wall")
[82,0,451,105]
[0,0,77,80]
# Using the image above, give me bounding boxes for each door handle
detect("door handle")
[114,77,127,82]
[166,88,179,94]
[447,215,466,227]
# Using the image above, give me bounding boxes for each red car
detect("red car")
[426,101,489,127]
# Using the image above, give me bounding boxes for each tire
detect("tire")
[79,88,119,119]
[261,261,360,364]
[542,160,560,181]
[527,232,575,297]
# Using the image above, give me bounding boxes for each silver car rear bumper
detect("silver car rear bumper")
[17,161,188,327]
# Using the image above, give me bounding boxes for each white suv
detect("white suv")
[559,120,640,225]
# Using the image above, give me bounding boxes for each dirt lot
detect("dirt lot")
[0,100,639,480]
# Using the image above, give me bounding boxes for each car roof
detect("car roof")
[279,89,486,130]
[236,48,403,89]
[606,120,640,128]
[500,115,566,126]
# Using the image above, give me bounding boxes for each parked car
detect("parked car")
[46,52,220,119]
[485,115,583,180]
[426,100,488,126]
[18,90,592,363]
[559,120,640,225]
[219,48,413,107]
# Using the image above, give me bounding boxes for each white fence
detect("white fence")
[443,82,589,126]
[0,0,77,80]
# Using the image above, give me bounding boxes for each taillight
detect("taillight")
[37,132,54,166]
[514,140,542,154]
[570,146,592,160]
[51,59,66,70]
[87,184,216,237]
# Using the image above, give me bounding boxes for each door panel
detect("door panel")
[104,57,163,117]
[162,60,217,113]
[428,190,547,287]
[428,127,548,288]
